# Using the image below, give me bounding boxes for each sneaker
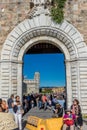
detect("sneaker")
[77,125,80,129]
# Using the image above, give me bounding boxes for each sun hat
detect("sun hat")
[65,109,72,112]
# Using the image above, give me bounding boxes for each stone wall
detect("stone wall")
[0,0,30,56]
[0,0,86,46]
[0,0,87,53]
[65,0,87,42]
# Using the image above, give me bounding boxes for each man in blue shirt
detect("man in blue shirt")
[7,94,14,113]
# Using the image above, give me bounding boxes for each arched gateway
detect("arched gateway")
[0,0,87,113]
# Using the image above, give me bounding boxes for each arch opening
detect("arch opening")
[23,41,66,106]
[17,37,71,109]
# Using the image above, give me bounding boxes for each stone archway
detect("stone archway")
[18,36,71,108]
[0,5,87,113]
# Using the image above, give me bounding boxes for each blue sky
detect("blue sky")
[23,53,66,87]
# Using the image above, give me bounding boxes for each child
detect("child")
[62,109,76,130]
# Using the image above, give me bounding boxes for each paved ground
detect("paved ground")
[23,107,53,130]
[22,107,87,130]
[23,107,53,120]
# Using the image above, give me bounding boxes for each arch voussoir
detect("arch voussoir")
[9,27,77,61]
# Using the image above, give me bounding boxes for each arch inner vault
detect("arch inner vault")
[0,2,87,113]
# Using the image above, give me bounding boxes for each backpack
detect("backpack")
[13,105,18,113]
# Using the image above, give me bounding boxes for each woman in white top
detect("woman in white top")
[13,96,23,130]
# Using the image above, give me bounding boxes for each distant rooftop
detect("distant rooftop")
[40,86,65,88]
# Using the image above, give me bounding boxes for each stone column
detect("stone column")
[0,61,1,98]
[71,60,81,102]
[79,59,87,114]
[0,61,12,99]
[17,61,23,101]
[71,61,78,100]
[11,62,18,96]
[65,60,72,108]
[77,61,81,102]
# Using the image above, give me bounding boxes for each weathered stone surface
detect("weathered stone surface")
[0,0,87,51]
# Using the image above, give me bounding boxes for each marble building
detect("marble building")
[23,72,40,94]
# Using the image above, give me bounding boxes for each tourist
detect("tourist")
[52,103,63,118]
[27,94,31,110]
[48,98,52,107]
[1,100,8,112]
[71,99,83,130]
[57,95,66,115]
[52,95,58,106]
[14,96,23,130]
[0,106,3,112]
[0,98,3,112]
[57,96,65,109]
[62,109,76,130]
[30,94,35,108]
[38,94,42,109]
[42,94,47,110]
[30,99,35,108]
[50,94,53,101]
[23,98,29,114]
[0,98,8,112]
[7,94,14,113]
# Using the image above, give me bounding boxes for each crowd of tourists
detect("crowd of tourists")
[23,93,66,111]
[0,93,83,130]
[22,93,83,130]
[37,94,83,130]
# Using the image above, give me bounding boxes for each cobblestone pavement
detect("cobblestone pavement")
[23,107,87,130]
